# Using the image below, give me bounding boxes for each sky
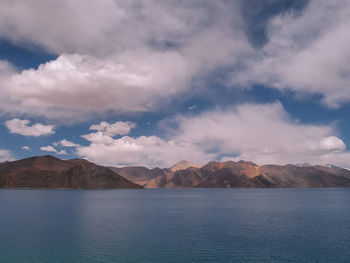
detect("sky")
[1,0,350,168]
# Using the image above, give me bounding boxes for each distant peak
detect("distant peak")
[237,160,258,166]
[170,160,202,172]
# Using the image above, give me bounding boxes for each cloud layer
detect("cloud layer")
[233,0,350,107]
[77,102,349,168]
[0,0,249,119]
[0,0,349,119]
[174,103,347,166]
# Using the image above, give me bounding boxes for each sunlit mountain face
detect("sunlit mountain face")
[1,0,350,169]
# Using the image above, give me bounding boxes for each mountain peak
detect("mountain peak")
[170,160,202,172]
[237,160,258,166]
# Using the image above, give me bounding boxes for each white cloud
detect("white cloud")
[173,102,347,166]
[57,150,67,155]
[4,53,192,116]
[306,136,346,153]
[0,1,244,56]
[81,132,116,145]
[77,102,350,168]
[77,135,212,168]
[41,141,71,155]
[0,1,252,119]
[90,121,136,136]
[80,120,136,145]
[78,119,213,167]
[22,146,30,150]
[40,145,57,153]
[233,0,350,107]
[0,149,13,162]
[53,139,79,147]
[5,119,55,137]
[0,0,123,55]
[0,0,349,119]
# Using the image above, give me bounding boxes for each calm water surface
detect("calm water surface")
[0,188,349,263]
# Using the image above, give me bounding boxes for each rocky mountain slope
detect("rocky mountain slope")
[111,160,202,187]
[111,166,167,187]
[0,155,142,189]
[170,160,202,172]
[112,160,350,188]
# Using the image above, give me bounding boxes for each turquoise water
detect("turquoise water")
[0,189,349,263]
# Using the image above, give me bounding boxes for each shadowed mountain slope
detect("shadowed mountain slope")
[0,155,141,189]
[111,166,167,187]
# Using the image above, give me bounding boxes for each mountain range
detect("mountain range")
[1,156,350,189]
[112,160,350,188]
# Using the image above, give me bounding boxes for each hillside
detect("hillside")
[0,155,142,189]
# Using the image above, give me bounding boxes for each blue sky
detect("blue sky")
[1,0,350,168]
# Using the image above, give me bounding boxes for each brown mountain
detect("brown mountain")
[0,155,142,189]
[112,160,350,188]
[170,160,202,172]
[111,166,167,187]
[111,160,203,187]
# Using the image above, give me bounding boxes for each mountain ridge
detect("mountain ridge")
[111,160,350,188]
[0,155,142,189]
[2,156,350,189]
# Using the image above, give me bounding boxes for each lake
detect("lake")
[0,188,349,262]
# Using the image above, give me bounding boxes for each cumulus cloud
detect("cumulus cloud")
[233,0,350,107]
[0,0,349,119]
[4,53,193,115]
[78,119,212,167]
[81,132,116,145]
[5,119,55,137]
[80,120,136,145]
[0,0,252,119]
[41,142,69,155]
[77,135,212,168]
[173,102,347,166]
[77,102,349,168]
[22,146,30,150]
[40,145,57,153]
[305,136,346,153]
[0,149,13,162]
[53,139,79,147]
[90,121,136,136]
